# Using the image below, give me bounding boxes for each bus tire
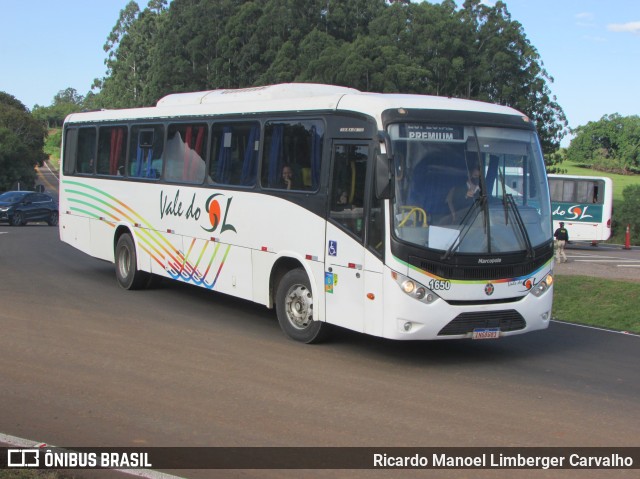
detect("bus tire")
[115,233,150,290]
[275,268,328,344]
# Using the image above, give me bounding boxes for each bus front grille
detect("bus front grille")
[414,256,551,281]
[438,309,526,336]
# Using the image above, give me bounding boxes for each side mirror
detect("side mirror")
[375,133,394,200]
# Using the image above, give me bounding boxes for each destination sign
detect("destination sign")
[402,124,465,142]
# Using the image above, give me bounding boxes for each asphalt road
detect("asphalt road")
[0,224,638,479]
[35,161,60,197]
[555,242,640,283]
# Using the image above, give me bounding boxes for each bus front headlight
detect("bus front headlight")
[401,279,415,294]
[392,271,440,304]
[530,274,553,297]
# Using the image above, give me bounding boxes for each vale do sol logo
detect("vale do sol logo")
[203,193,236,233]
[552,204,594,221]
[160,189,236,234]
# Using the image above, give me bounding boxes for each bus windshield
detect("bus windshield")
[389,123,551,255]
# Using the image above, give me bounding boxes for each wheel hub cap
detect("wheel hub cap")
[286,285,313,329]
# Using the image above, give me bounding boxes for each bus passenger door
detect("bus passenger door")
[325,143,369,332]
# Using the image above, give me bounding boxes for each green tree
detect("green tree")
[92,0,567,151]
[222,2,266,87]
[32,87,85,128]
[262,39,301,84]
[95,1,167,107]
[545,148,568,174]
[567,114,640,173]
[82,90,103,111]
[405,0,467,96]
[147,0,238,96]
[459,0,567,153]
[323,0,385,42]
[93,0,141,106]
[0,92,47,191]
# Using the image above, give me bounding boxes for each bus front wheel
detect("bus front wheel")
[115,233,150,290]
[275,268,328,343]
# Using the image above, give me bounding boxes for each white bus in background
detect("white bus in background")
[59,83,554,343]
[548,174,613,242]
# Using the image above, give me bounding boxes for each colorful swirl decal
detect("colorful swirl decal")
[63,180,230,290]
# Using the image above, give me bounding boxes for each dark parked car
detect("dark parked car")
[0,191,58,226]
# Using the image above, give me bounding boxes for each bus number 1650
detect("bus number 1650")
[428,279,451,291]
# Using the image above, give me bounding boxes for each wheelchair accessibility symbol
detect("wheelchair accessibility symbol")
[328,240,337,257]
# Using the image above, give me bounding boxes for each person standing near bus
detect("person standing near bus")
[554,221,569,263]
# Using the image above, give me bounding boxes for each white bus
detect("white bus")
[59,83,554,343]
[548,174,613,242]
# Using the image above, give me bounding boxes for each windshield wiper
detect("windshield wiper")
[497,168,533,257]
[441,196,485,261]
[499,168,509,225]
[505,193,535,259]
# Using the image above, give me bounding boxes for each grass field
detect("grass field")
[553,275,640,334]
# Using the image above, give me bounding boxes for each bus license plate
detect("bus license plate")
[472,328,500,340]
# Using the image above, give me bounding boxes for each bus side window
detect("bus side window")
[165,123,207,184]
[561,180,575,202]
[330,144,368,240]
[592,182,601,203]
[549,178,562,202]
[97,126,127,176]
[76,127,97,174]
[63,128,78,176]
[209,122,260,187]
[261,120,323,191]
[129,125,164,179]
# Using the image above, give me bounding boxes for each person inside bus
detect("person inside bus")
[554,221,569,263]
[333,189,352,211]
[280,165,298,190]
[445,167,481,223]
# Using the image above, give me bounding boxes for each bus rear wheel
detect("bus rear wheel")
[275,268,328,343]
[115,233,151,290]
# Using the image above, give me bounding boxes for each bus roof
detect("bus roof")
[64,83,527,126]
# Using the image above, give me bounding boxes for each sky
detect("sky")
[1,0,640,146]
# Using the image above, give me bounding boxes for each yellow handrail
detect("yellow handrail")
[398,206,428,227]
